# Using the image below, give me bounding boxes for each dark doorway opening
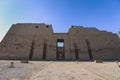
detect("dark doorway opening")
[74,43,80,60]
[42,41,47,60]
[86,39,93,60]
[29,40,35,60]
[56,39,65,60]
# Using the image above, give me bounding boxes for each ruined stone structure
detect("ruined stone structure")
[0,23,120,60]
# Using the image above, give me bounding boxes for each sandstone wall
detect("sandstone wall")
[0,24,120,60]
[0,23,53,60]
[68,26,120,60]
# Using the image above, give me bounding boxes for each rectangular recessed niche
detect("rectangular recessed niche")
[57,39,64,47]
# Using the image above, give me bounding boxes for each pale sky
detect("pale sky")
[0,0,120,42]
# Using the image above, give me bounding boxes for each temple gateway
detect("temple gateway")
[0,23,120,60]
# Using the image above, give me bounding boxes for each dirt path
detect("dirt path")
[0,60,51,80]
[78,62,120,80]
[30,62,106,80]
[0,61,120,80]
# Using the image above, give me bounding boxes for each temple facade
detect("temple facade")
[0,23,120,60]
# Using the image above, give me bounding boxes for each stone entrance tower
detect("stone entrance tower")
[0,23,120,60]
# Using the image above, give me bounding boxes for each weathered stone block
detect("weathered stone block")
[20,60,29,63]
[94,60,103,63]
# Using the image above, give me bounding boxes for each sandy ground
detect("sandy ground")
[0,60,120,80]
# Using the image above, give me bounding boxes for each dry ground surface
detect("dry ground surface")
[0,60,120,80]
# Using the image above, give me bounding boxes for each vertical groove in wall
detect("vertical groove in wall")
[74,43,79,60]
[68,34,72,60]
[42,40,47,60]
[86,39,93,60]
[29,40,35,60]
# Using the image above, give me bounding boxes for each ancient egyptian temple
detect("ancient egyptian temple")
[0,23,120,60]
